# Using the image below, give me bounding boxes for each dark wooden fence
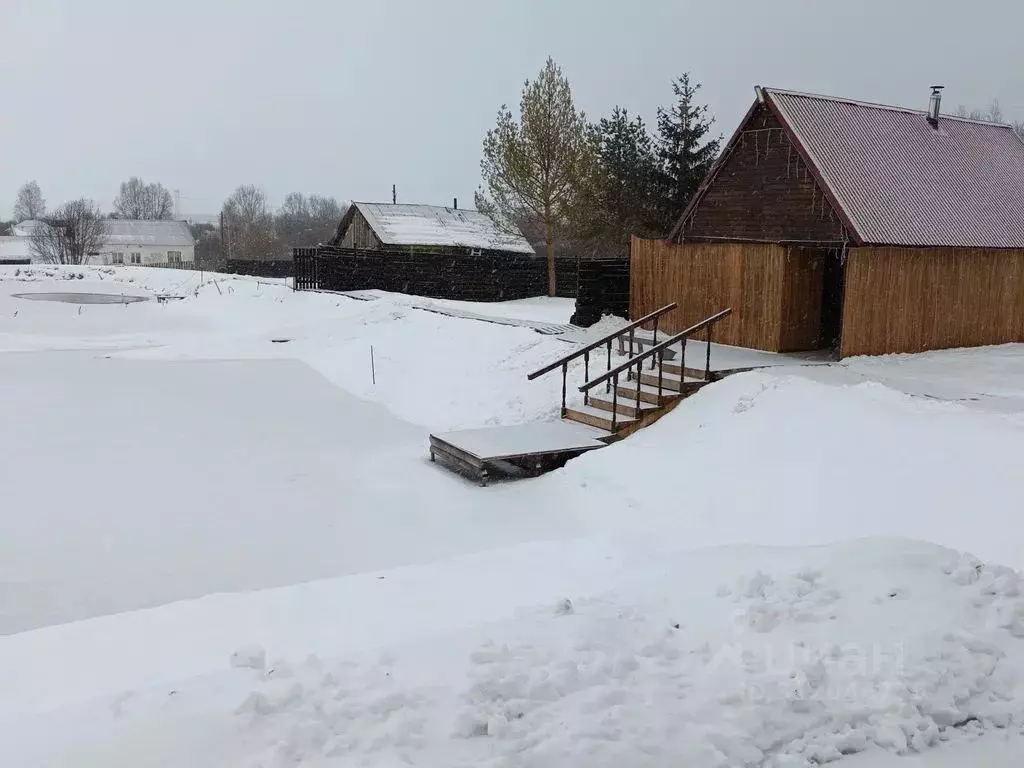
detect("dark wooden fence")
[571,257,630,326]
[292,246,581,302]
[223,259,294,278]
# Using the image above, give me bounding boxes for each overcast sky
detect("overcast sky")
[2,0,1022,219]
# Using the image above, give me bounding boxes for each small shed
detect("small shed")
[632,86,1024,357]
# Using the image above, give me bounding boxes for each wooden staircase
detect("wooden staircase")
[528,305,733,441]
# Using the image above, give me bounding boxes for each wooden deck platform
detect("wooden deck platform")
[429,422,608,485]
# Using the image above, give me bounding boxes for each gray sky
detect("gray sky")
[3,0,1022,219]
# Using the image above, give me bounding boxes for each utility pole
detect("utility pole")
[392,184,396,204]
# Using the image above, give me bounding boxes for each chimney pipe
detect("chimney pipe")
[453,197,458,210]
[927,85,944,128]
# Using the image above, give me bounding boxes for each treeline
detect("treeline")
[3,179,345,267]
[475,58,721,296]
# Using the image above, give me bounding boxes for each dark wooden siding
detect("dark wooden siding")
[339,209,381,249]
[779,247,826,351]
[841,246,1024,356]
[679,104,846,244]
[630,237,827,352]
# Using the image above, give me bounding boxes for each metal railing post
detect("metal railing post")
[650,317,659,370]
[680,338,686,391]
[561,361,568,416]
[657,350,664,400]
[606,340,612,393]
[635,361,642,415]
[583,351,590,405]
[611,372,619,432]
[705,325,712,381]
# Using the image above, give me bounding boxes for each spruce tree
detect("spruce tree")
[574,107,661,250]
[655,74,720,232]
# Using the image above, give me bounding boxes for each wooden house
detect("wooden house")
[332,202,534,257]
[632,86,1024,356]
[294,202,551,301]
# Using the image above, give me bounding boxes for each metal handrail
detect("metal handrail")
[579,308,733,393]
[526,302,677,381]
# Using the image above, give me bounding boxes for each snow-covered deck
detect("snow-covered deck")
[631,331,835,372]
[430,421,607,485]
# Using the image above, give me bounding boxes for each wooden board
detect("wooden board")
[629,237,827,352]
[841,247,1024,357]
[429,422,608,486]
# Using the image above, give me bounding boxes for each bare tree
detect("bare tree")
[113,177,174,220]
[956,99,1022,138]
[275,192,343,248]
[29,199,107,265]
[222,185,280,261]
[13,181,46,222]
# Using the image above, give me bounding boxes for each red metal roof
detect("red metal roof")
[765,88,1024,248]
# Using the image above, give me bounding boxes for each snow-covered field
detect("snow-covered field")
[2,265,1024,766]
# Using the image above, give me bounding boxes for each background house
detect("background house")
[97,220,195,266]
[295,202,562,301]
[333,202,534,256]
[0,219,195,266]
[631,86,1024,357]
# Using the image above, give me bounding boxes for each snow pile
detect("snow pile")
[223,545,1024,767]
[10,539,1024,767]
[551,372,1024,567]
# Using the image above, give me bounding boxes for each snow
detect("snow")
[351,202,535,254]
[3,264,1024,766]
[432,421,606,460]
[7,539,1024,766]
[101,219,194,247]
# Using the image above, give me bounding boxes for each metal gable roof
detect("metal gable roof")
[765,88,1024,248]
[351,202,535,254]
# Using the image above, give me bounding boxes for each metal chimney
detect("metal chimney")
[927,85,944,128]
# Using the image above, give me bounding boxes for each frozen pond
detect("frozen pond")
[13,292,148,305]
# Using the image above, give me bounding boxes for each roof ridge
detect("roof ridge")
[354,201,485,214]
[765,87,1012,128]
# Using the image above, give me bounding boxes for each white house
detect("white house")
[0,219,195,265]
[0,220,47,264]
[95,220,195,266]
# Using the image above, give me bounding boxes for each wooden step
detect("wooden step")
[637,371,707,395]
[614,381,682,406]
[586,391,662,419]
[660,361,712,379]
[563,404,637,433]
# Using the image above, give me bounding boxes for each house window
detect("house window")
[130,252,141,265]
[111,252,124,264]
[167,250,182,264]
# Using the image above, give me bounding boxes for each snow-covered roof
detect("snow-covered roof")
[103,219,194,247]
[11,220,49,237]
[345,202,534,254]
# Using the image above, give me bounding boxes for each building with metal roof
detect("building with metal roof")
[631,86,1024,357]
[332,202,534,255]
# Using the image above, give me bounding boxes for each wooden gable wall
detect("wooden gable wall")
[338,208,382,250]
[678,104,847,244]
